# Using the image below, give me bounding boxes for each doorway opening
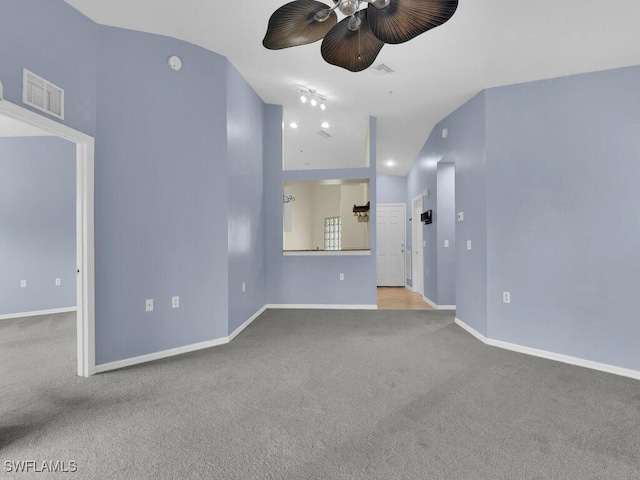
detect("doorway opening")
[376,201,432,310]
[0,98,95,377]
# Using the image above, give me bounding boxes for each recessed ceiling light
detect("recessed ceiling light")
[385,160,395,167]
[300,95,307,103]
[290,122,298,129]
[320,103,326,111]
[321,122,330,129]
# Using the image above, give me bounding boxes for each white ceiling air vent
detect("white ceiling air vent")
[22,68,64,120]
[318,130,332,139]
[370,63,395,75]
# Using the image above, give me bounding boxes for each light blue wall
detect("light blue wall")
[449,93,487,334]
[264,111,377,306]
[0,137,76,315]
[436,162,455,306]
[0,0,97,136]
[376,174,406,204]
[406,149,436,297]
[406,92,486,321]
[485,66,640,370]
[226,64,267,333]
[94,26,230,364]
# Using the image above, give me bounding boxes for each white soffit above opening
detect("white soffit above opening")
[0,112,55,138]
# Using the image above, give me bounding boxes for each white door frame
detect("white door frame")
[0,98,95,377]
[411,194,424,296]
[376,203,406,286]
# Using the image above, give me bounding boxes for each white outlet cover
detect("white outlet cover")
[339,273,344,281]
[467,240,472,250]
[21,280,27,288]
[503,292,511,304]
[444,240,449,248]
[242,283,246,292]
[172,296,179,308]
[457,212,464,222]
[423,240,426,248]
[146,299,154,312]
[55,278,61,286]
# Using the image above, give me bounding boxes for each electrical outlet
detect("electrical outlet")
[172,296,179,309]
[55,278,61,286]
[457,212,464,222]
[503,291,511,304]
[339,273,344,281]
[146,299,154,312]
[20,280,27,288]
[423,240,426,248]
[467,240,472,250]
[242,283,246,293]
[444,239,449,248]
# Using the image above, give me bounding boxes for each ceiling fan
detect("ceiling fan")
[263,0,458,72]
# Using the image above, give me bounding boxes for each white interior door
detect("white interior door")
[376,204,406,286]
[412,195,424,296]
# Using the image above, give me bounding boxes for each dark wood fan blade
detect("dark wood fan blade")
[367,0,458,44]
[263,0,338,50]
[321,10,384,72]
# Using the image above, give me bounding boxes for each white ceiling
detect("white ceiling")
[64,0,640,175]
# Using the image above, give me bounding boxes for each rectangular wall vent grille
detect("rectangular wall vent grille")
[22,69,64,120]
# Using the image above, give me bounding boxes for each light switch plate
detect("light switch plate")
[444,240,449,248]
[467,240,472,250]
[146,299,154,312]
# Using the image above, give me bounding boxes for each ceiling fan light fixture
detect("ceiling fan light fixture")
[338,0,360,16]
[310,97,318,107]
[369,0,390,9]
[347,15,362,32]
[314,8,335,22]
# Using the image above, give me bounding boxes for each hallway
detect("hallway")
[377,287,434,310]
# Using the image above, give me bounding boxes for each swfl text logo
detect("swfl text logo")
[4,460,78,473]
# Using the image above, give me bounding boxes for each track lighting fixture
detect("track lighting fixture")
[297,86,327,110]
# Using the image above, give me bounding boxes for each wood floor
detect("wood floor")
[377,287,434,310]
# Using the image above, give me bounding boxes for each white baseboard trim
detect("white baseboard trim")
[228,305,267,342]
[423,296,456,311]
[267,304,378,310]
[455,317,640,381]
[0,306,77,321]
[406,285,416,293]
[95,305,268,374]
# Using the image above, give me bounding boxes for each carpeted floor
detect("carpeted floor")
[1,309,639,479]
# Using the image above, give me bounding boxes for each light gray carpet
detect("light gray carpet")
[1,309,639,479]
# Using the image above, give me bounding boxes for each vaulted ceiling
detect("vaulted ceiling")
[64,0,640,175]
